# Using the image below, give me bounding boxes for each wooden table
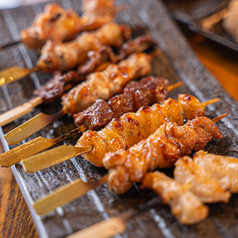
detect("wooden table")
[0,23,238,238]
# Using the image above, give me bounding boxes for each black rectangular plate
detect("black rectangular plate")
[163,0,238,52]
[0,0,238,237]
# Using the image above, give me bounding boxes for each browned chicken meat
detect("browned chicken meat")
[73,76,169,129]
[193,151,238,193]
[21,0,118,50]
[103,116,222,194]
[76,95,215,168]
[37,22,131,72]
[141,171,209,225]
[174,156,231,203]
[61,52,151,115]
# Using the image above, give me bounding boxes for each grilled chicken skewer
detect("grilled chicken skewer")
[0,0,120,50]
[0,22,131,86]
[0,76,176,167]
[65,150,238,234]
[141,171,209,225]
[21,95,219,173]
[33,114,225,215]
[4,52,152,145]
[142,150,238,225]
[0,36,156,127]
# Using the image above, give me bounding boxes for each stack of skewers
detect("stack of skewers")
[0,0,237,237]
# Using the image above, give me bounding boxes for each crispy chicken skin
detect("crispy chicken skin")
[141,171,209,225]
[104,117,222,194]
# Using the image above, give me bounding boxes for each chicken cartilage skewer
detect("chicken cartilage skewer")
[5,52,152,145]
[174,157,231,203]
[1,0,119,50]
[141,171,209,225]
[21,96,219,173]
[0,22,131,86]
[33,115,225,215]
[0,76,176,167]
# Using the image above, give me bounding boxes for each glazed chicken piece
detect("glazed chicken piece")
[174,156,231,203]
[141,171,209,225]
[76,94,210,167]
[61,52,151,115]
[193,151,238,193]
[103,116,222,194]
[37,22,131,72]
[21,0,118,50]
[33,36,156,104]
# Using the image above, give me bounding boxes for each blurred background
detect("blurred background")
[0,0,49,8]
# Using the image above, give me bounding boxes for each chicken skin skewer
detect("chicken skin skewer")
[33,115,224,215]
[21,95,219,173]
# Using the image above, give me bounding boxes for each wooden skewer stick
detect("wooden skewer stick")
[4,108,67,145]
[19,97,220,173]
[0,65,41,87]
[22,144,92,173]
[0,124,87,167]
[33,174,109,216]
[0,40,21,50]
[66,197,161,238]
[0,97,43,127]
[32,113,227,215]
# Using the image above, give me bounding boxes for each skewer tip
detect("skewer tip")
[149,48,162,58]
[167,81,183,92]
[202,98,220,107]
[212,113,228,123]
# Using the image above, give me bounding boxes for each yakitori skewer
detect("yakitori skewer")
[142,150,238,224]
[4,52,153,145]
[0,0,121,50]
[32,114,226,215]
[21,95,220,173]
[0,22,131,86]
[0,36,156,127]
[0,76,175,167]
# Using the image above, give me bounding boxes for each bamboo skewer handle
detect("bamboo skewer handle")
[22,144,92,173]
[4,108,67,145]
[33,174,108,215]
[0,97,43,127]
[0,124,87,167]
[66,216,127,238]
[0,66,38,87]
